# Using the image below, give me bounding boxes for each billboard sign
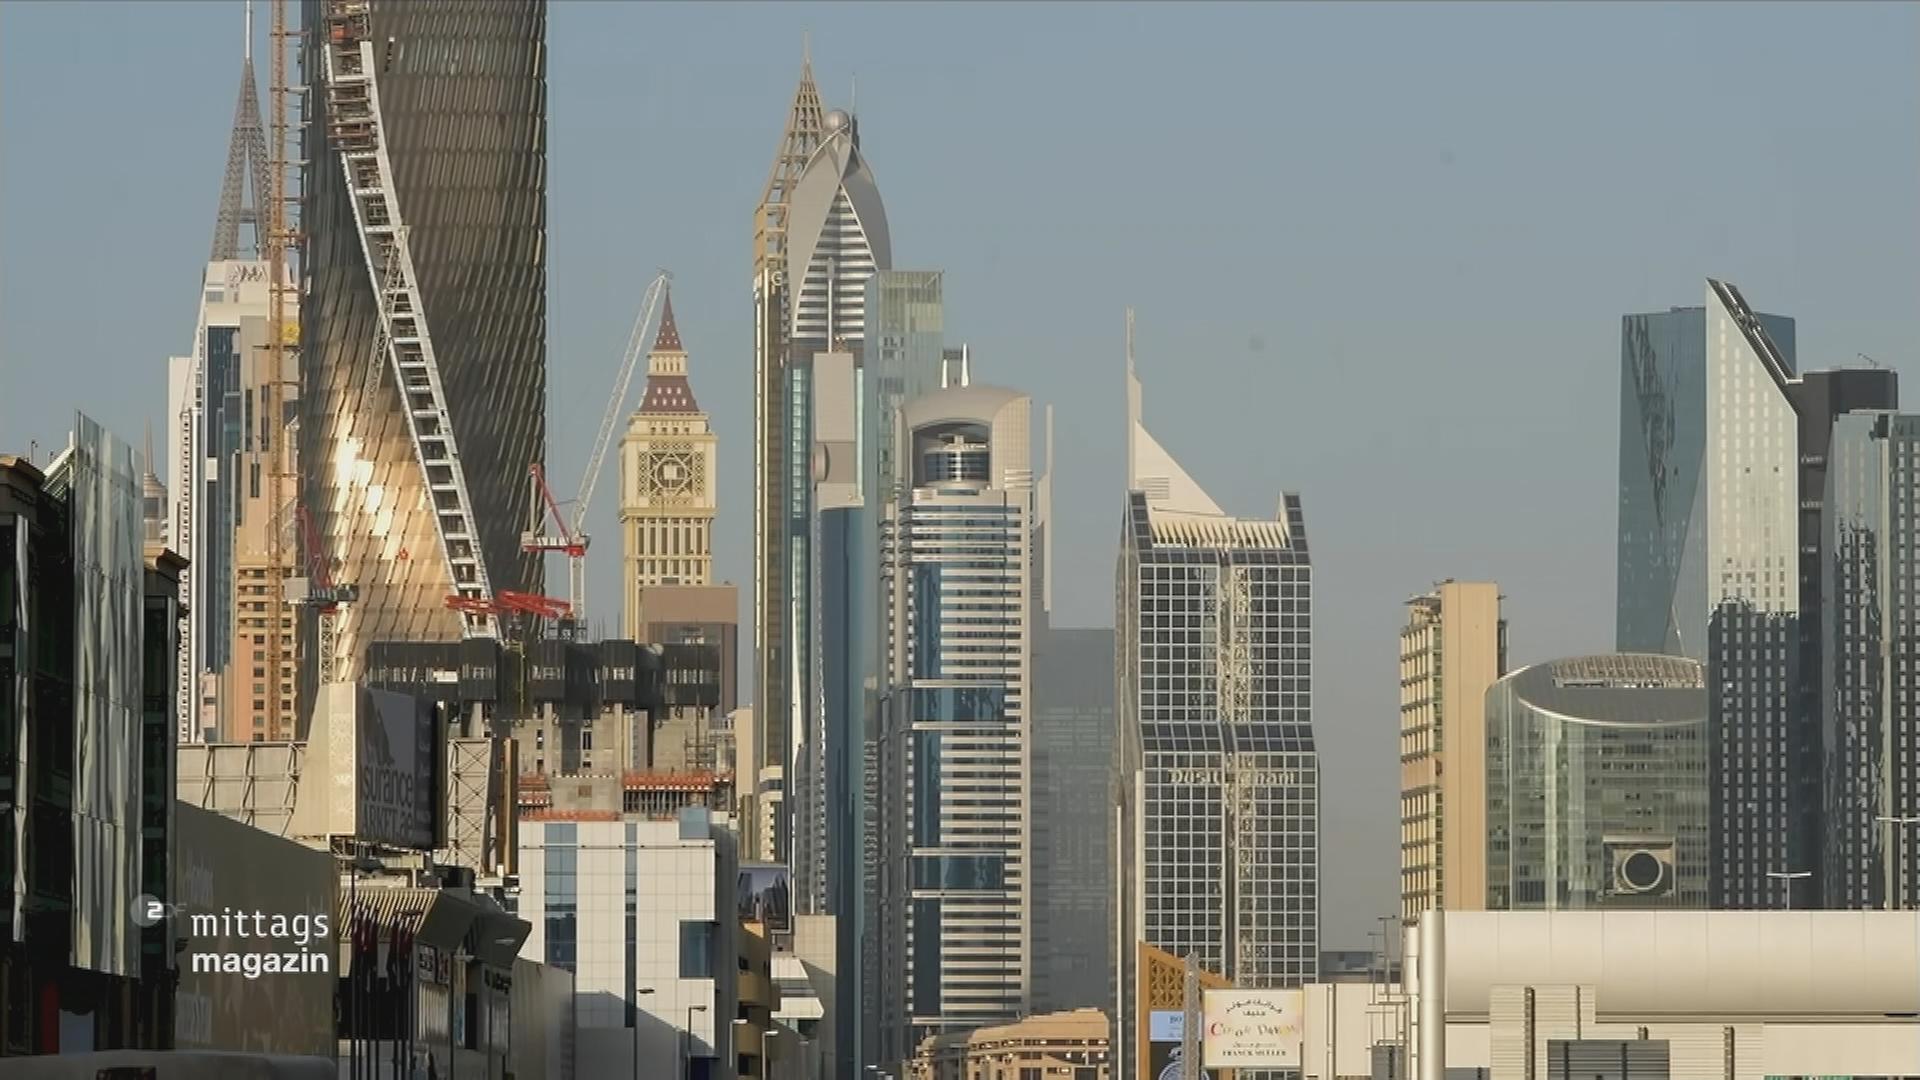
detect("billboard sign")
[303,683,440,850]
[357,686,439,849]
[737,862,792,933]
[1202,988,1304,1068]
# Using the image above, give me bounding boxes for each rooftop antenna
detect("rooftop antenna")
[802,29,811,67]
[244,0,252,62]
[851,73,857,114]
[1858,352,1881,369]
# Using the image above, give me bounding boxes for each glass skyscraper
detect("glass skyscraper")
[1114,327,1319,1079]
[1617,281,1802,908]
[1821,411,1920,909]
[1029,624,1114,1014]
[1486,654,1709,910]
[875,385,1033,1064]
[299,0,547,684]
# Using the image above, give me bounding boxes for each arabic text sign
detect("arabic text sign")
[1202,988,1303,1068]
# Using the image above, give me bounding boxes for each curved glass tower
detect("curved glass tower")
[300,0,546,685]
[1486,654,1709,910]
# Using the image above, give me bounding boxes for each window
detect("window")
[582,730,593,752]
[678,921,715,978]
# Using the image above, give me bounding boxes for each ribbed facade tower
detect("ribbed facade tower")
[299,0,547,685]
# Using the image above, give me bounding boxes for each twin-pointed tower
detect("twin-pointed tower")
[751,47,891,864]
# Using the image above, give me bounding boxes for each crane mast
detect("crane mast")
[264,0,297,733]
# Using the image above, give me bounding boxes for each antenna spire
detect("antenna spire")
[211,6,271,261]
[802,30,812,68]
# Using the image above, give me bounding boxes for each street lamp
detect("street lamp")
[632,987,656,1079]
[1876,815,1920,910]
[683,1003,709,1080]
[1766,869,1812,910]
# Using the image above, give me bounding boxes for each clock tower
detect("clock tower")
[618,287,719,634]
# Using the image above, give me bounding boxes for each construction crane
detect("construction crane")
[523,270,672,616]
[288,505,359,685]
[321,0,498,638]
[263,0,299,736]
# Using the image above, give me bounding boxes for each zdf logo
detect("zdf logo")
[130,894,180,928]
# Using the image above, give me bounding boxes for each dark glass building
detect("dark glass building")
[1821,411,1920,909]
[300,0,547,684]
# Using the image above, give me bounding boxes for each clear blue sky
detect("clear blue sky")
[3,1,1917,946]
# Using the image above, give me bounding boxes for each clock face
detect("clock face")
[652,456,692,495]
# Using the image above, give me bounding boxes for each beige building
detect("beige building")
[224,267,299,743]
[1399,580,1504,924]
[909,1008,1110,1080]
[636,582,740,772]
[618,287,719,635]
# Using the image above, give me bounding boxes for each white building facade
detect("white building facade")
[875,385,1035,1064]
[517,810,740,1079]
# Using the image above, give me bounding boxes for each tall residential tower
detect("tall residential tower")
[1399,581,1505,922]
[751,54,890,864]
[874,385,1035,1061]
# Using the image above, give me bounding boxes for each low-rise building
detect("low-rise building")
[1403,910,1920,1080]
[909,1009,1110,1080]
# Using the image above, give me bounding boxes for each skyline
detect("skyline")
[4,0,1919,946]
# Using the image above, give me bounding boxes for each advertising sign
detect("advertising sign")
[737,862,793,933]
[357,686,439,850]
[1148,1041,1215,1080]
[1202,988,1304,1069]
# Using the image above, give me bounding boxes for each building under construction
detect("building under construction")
[299,0,549,691]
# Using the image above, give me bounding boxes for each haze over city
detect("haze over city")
[2,4,1919,1078]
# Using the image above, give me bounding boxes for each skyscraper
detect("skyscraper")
[875,385,1034,1063]
[167,259,294,743]
[1399,581,1505,924]
[1113,312,1319,1078]
[752,53,889,865]
[1486,654,1709,910]
[1617,280,1901,908]
[300,0,547,685]
[1820,410,1920,909]
[165,8,283,744]
[619,289,718,629]
[1618,281,1799,908]
[1029,624,1114,1015]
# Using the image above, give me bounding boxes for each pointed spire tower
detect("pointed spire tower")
[751,39,831,868]
[211,0,271,261]
[620,283,717,634]
[638,287,700,414]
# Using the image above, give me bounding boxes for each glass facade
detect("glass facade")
[1821,411,1920,908]
[1486,654,1709,910]
[1616,282,1810,909]
[1029,625,1114,1015]
[1115,491,1320,1074]
[300,0,547,682]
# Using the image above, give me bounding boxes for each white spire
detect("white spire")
[1126,307,1225,517]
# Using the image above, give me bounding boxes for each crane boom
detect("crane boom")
[564,269,670,611]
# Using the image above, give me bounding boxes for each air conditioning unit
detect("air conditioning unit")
[1605,836,1676,899]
